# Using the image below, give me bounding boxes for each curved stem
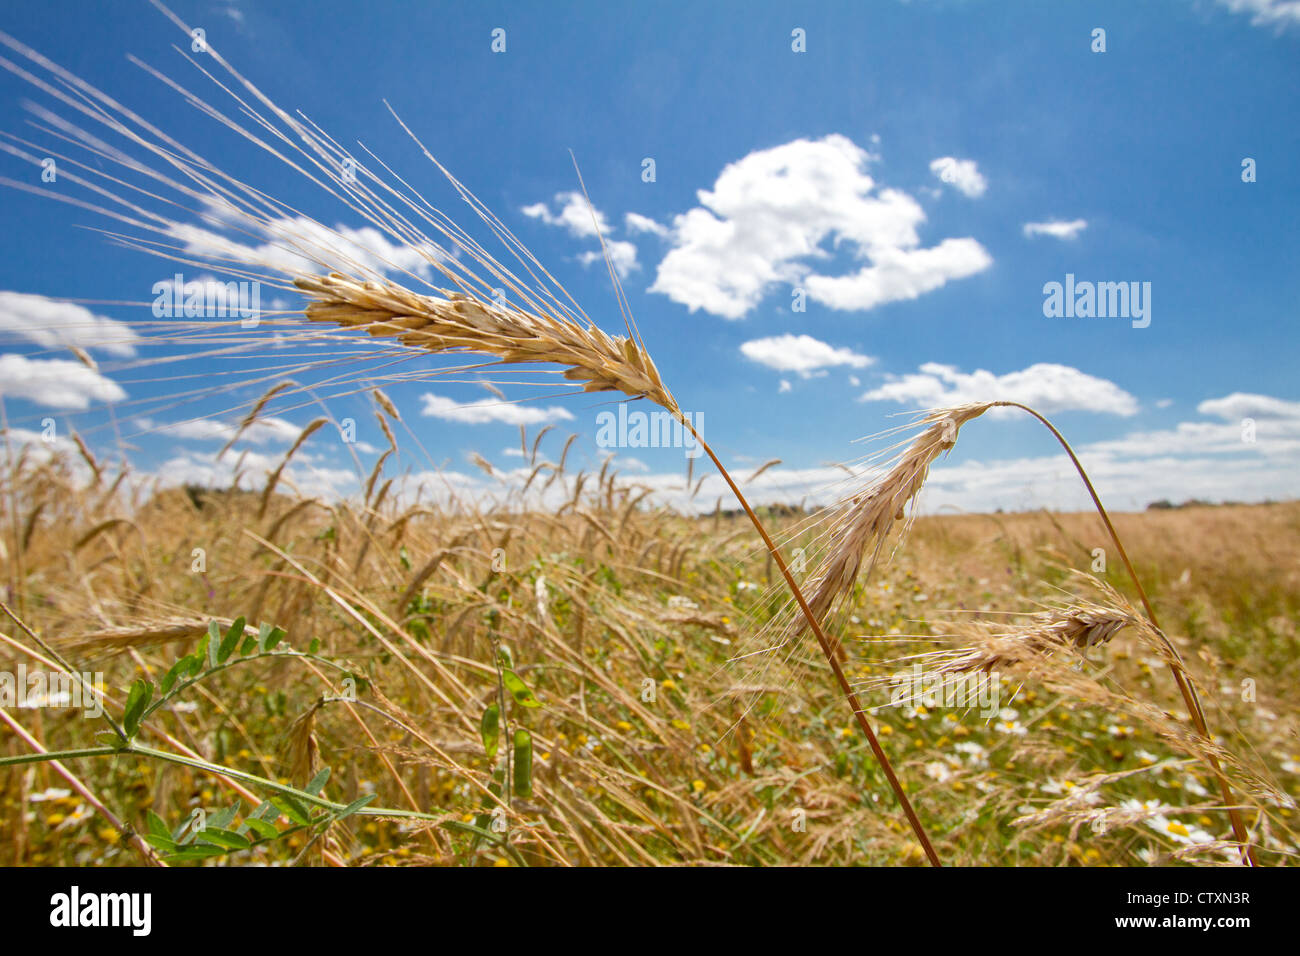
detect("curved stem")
[685,423,941,866]
[995,401,1256,866]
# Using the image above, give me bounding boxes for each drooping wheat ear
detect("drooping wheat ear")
[794,402,993,640]
[931,603,1137,675]
[294,273,680,416]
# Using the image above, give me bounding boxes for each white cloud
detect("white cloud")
[171,200,442,280]
[0,354,125,409]
[625,212,669,238]
[649,135,992,319]
[420,393,574,426]
[0,292,139,356]
[521,192,610,239]
[1215,0,1300,28]
[135,416,301,445]
[802,239,992,311]
[1023,219,1088,240]
[1196,392,1300,421]
[929,157,988,198]
[859,362,1139,417]
[779,379,792,394]
[1084,394,1300,458]
[524,193,638,277]
[577,240,639,278]
[152,448,358,500]
[740,334,873,377]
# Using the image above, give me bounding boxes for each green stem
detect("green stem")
[0,740,524,864]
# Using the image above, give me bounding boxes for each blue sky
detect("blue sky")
[0,0,1296,513]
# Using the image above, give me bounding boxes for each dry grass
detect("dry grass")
[2,440,1298,865]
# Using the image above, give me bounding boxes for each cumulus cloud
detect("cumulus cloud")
[648,135,992,319]
[929,157,988,198]
[1078,392,1300,461]
[1196,392,1300,421]
[522,191,610,238]
[524,193,639,277]
[134,415,301,445]
[1023,219,1088,240]
[0,354,125,409]
[170,200,442,281]
[577,240,640,277]
[1215,0,1300,28]
[420,393,574,426]
[859,362,1139,416]
[0,292,139,356]
[625,212,669,238]
[740,334,873,377]
[153,448,358,500]
[802,239,992,311]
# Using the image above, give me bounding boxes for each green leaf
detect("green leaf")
[159,657,189,696]
[260,625,286,653]
[143,833,180,854]
[480,704,501,759]
[513,729,533,798]
[251,800,279,821]
[145,810,170,841]
[239,631,258,656]
[502,670,540,708]
[207,802,240,831]
[243,817,279,840]
[333,793,377,821]
[206,620,221,667]
[271,795,312,826]
[122,679,152,737]
[305,768,331,796]
[308,637,321,654]
[217,616,245,664]
[185,651,204,678]
[497,646,514,670]
[195,826,251,850]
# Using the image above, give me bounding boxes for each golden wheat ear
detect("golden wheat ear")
[792,403,993,642]
[293,272,679,413]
